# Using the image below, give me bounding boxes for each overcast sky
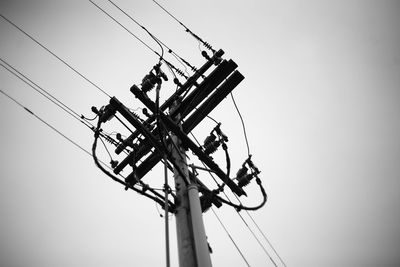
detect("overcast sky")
[1,1,400,266]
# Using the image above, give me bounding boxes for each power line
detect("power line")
[152,0,215,53]
[235,206,278,266]
[106,0,197,73]
[219,185,275,265]
[0,89,93,158]
[0,58,94,130]
[88,0,188,79]
[229,92,286,265]
[0,13,112,98]
[1,88,173,212]
[211,207,251,267]
[89,0,159,58]
[245,211,287,267]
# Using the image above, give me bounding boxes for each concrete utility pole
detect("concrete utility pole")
[171,104,212,267]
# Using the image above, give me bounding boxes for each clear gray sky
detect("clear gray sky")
[1,1,400,266]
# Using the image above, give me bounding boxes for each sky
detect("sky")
[1,0,400,266]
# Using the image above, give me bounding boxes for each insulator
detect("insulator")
[130,111,142,122]
[181,58,197,73]
[173,78,182,87]
[110,160,119,169]
[125,170,138,190]
[142,108,151,118]
[214,124,228,142]
[104,134,116,144]
[154,63,168,81]
[191,65,198,72]
[201,51,211,61]
[116,133,123,142]
[99,104,116,123]
[141,72,160,93]
[236,165,248,180]
[203,41,212,51]
[237,173,254,188]
[91,106,99,115]
[200,195,212,213]
[203,133,216,147]
[203,140,220,155]
[174,67,188,79]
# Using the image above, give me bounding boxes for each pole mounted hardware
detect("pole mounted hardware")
[91,47,267,212]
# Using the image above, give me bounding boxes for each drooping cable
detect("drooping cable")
[230,92,250,157]
[211,207,251,267]
[152,0,216,53]
[0,58,94,130]
[0,14,112,98]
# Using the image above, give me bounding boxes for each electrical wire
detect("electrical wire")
[227,192,284,266]
[0,89,93,161]
[0,14,112,98]
[107,0,197,74]
[245,211,287,267]
[189,131,266,211]
[107,0,192,80]
[230,92,250,157]
[211,207,251,267]
[115,114,135,134]
[234,202,278,267]
[229,92,286,265]
[88,0,188,79]
[151,0,215,53]
[99,136,113,161]
[89,0,158,56]
[0,60,123,152]
[1,89,174,214]
[0,58,94,130]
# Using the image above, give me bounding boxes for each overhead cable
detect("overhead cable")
[211,207,251,267]
[0,14,112,98]
[229,92,286,265]
[0,89,94,159]
[152,0,216,53]
[230,92,251,156]
[1,88,167,209]
[245,211,287,267]
[0,58,94,130]
[106,0,197,73]
[88,0,188,79]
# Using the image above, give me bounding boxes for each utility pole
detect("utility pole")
[171,104,212,267]
[91,48,267,267]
